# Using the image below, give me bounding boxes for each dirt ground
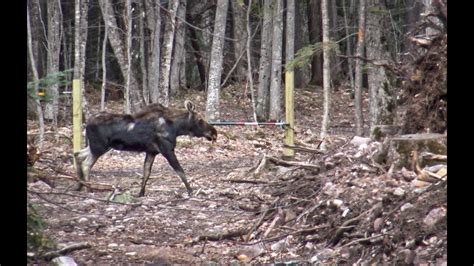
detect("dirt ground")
[27,86,447,264]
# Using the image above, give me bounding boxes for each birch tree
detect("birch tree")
[170,0,187,96]
[158,0,179,106]
[320,0,331,143]
[44,0,62,127]
[354,0,366,136]
[256,0,273,121]
[205,0,230,120]
[268,0,283,121]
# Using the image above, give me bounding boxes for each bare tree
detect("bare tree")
[100,9,108,112]
[230,0,247,83]
[320,0,331,143]
[146,0,161,103]
[308,0,323,86]
[44,0,62,128]
[170,0,187,96]
[269,0,283,121]
[124,0,133,113]
[366,0,395,134]
[354,0,366,136]
[205,0,230,120]
[138,0,148,104]
[246,0,257,122]
[158,0,180,106]
[99,0,144,113]
[27,4,45,149]
[256,0,273,121]
[74,0,90,120]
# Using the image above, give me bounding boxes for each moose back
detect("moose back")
[74,100,217,196]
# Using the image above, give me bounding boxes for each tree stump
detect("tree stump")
[385,133,447,170]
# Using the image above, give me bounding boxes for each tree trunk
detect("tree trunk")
[124,0,132,113]
[342,0,355,90]
[308,0,323,86]
[269,0,283,121]
[146,0,161,103]
[366,0,396,136]
[246,0,257,122]
[205,0,229,120]
[354,0,366,136]
[256,0,273,121]
[170,0,187,96]
[294,0,307,88]
[187,18,207,89]
[27,4,45,149]
[329,0,341,81]
[74,0,90,120]
[230,0,247,83]
[101,10,108,111]
[138,0,148,104]
[158,0,180,106]
[99,0,144,112]
[320,0,331,142]
[45,0,62,127]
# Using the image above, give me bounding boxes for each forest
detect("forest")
[27,0,447,264]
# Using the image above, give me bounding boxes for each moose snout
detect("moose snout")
[205,128,218,142]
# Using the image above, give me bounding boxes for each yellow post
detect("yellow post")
[284,70,295,158]
[72,79,83,163]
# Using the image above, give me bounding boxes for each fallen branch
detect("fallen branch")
[328,202,383,246]
[43,242,91,260]
[340,234,385,248]
[27,189,141,206]
[193,228,249,243]
[283,144,324,154]
[267,156,321,170]
[223,179,269,184]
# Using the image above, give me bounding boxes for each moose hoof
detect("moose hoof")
[137,190,145,197]
[73,183,83,191]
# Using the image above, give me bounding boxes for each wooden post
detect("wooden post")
[72,79,82,166]
[284,71,295,158]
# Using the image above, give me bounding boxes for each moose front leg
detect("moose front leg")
[139,152,156,197]
[160,149,193,196]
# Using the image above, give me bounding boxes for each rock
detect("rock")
[401,167,416,181]
[400,203,414,212]
[350,136,371,147]
[423,207,447,227]
[77,217,89,224]
[393,187,405,197]
[51,256,78,266]
[108,243,118,248]
[125,252,137,256]
[374,218,384,232]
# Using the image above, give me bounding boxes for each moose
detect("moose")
[74,100,217,196]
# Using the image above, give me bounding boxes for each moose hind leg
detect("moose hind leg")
[139,153,156,197]
[74,146,99,191]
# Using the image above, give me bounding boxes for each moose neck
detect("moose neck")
[172,114,193,137]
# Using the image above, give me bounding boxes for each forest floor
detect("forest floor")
[27,85,447,265]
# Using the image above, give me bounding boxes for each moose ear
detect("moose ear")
[184,100,195,113]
